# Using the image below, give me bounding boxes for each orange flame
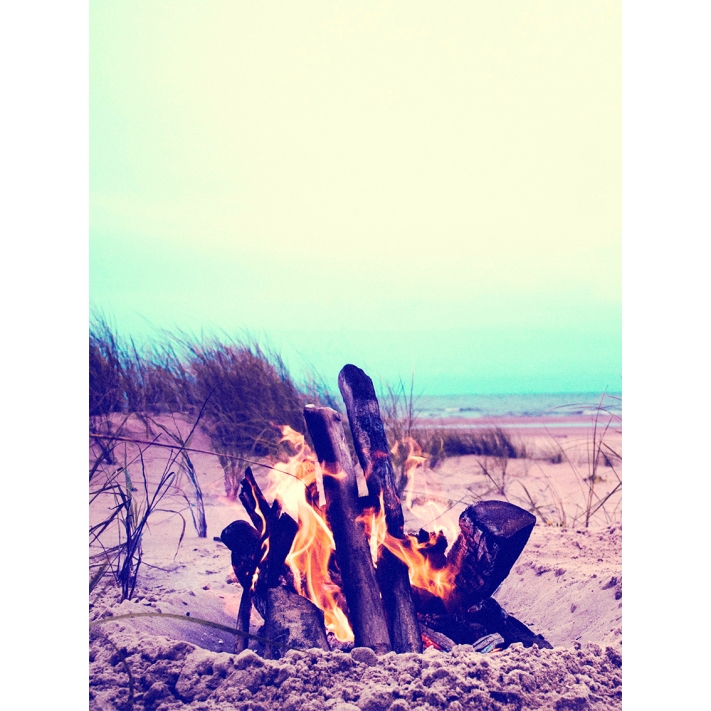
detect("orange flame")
[265,426,353,642]
[357,490,456,601]
[383,532,456,600]
[393,436,428,510]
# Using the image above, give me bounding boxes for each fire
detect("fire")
[392,436,427,510]
[357,492,457,602]
[383,532,456,600]
[357,493,388,565]
[232,425,458,641]
[251,503,270,592]
[264,426,353,642]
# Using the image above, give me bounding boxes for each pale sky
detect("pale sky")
[90,1,621,394]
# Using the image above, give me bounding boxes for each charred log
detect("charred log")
[237,467,299,590]
[220,520,261,653]
[338,365,422,653]
[417,613,488,647]
[465,597,553,650]
[238,467,271,533]
[303,405,392,654]
[410,586,448,616]
[419,624,456,652]
[446,500,535,613]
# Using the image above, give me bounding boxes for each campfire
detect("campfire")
[220,365,551,658]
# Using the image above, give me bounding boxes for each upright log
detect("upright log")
[338,364,405,534]
[338,365,422,653]
[303,405,392,654]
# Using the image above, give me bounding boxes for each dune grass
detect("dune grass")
[379,379,621,529]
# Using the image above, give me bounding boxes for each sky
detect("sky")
[90,1,621,395]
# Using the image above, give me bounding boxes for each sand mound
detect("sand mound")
[90,631,621,711]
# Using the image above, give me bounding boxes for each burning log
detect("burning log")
[220,519,262,653]
[419,624,456,652]
[224,468,331,657]
[338,364,422,653]
[445,500,536,614]
[303,405,392,654]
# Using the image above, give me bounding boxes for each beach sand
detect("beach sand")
[90,413,621,710]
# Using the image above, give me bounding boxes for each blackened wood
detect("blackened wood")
[375,548,423,652]
[419,623,456,652]
[418,612,487,647]
[220,520,262,653]
[237,467,299,589]
[445,501,535,613]
[303,405,391,654]
[338,364,405,534]
[465,597,553,650]
[264,499,300,588]
[338,365,422,653]
[259,586,331,659]
[411,586,448,616]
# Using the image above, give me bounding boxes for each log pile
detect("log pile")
[219,364,552,657]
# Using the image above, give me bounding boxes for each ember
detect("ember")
[219,364,552,658]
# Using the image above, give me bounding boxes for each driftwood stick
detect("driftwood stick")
[445,500,536,614]
[303,405,392,654]
[338,365,422,653]
[338,364,405,534]
[220,520,262,653]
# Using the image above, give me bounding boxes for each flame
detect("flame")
[264,426,353,642]
[393,436,427,509]
[222,426,461,642]
[252,502,270,592]
[356,493,388,565]
[357,491,456,601]
[383,532,456,600]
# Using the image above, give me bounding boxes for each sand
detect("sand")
[89,414,622,710]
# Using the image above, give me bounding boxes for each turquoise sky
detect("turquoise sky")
[90,1,621,395]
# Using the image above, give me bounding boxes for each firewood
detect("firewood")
[238,467,271,533]
[415,528,448,570]
[338,364,405,535]
[258,586,331,659]
[338,365,422,653]
[445,500,536,613]
[464,597,553,649]
[303,405,392,654]
[220,520,262,653]
[418,623,456,652]
[231,471,323,655]
[237,467,299,589]
[375,549,423,652]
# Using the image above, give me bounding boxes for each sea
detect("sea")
[413,393,622,428]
